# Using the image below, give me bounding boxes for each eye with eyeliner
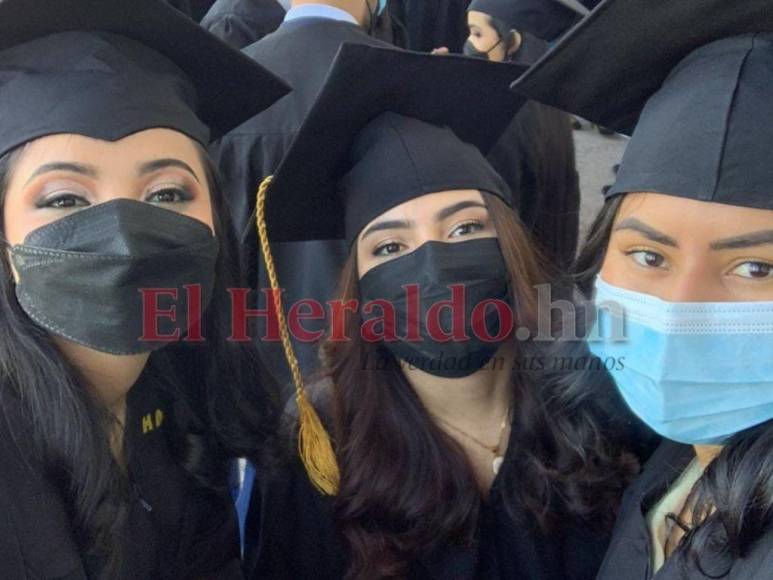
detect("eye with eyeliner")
[145,186,195,204]
[449,219,486,238]
[728,259,773,280]
[34,188,91,210]
[624,247,669,269]
[372,239,405,257]
[144,179,196,204]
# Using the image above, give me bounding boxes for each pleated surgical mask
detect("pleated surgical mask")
[588,277,773,445]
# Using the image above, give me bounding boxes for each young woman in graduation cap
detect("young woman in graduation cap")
[464,0,583,61]
[0,0,288,578]
[454,0,585,272]
[514,0,773,577]
[246,43,639,580]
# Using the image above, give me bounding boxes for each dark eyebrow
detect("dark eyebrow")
[360,219,415,241]
[710,230,773,251]
[25,162,99,185]
[613,217,679,247]
[435,200,488,222]
[137,159,200,183]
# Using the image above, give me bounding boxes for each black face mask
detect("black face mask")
[358,238,511,378]
[11,199,219,355]
[463,38,503,60]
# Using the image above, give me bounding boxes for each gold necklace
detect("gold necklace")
[434,411,510,475]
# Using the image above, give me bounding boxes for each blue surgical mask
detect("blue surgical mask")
[588,277,773,446]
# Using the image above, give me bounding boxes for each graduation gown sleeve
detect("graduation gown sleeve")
[0,375,243,580]
[244,459,348,580]
[0,390,90,580]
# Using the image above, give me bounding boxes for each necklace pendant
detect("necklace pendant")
[492,455,504,475]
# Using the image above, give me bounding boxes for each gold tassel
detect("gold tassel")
[255,175,340,495]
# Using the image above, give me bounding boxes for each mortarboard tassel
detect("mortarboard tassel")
[255,176,340,495]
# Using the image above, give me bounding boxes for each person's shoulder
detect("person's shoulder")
[202,0,284,40]
[200,0,237,22]
[0,386,87,579]
[653,514,773,580]
[246,17,385,55]
[640,440,692,473]
[203,0,282,20]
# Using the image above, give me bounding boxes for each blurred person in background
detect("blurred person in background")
[452,0,584,273]
[210,0,393,391]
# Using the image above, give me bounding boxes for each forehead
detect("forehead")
[467,10,492,26]
[615,192,773,237]
[11,129,202,174]
[367,189,486,222]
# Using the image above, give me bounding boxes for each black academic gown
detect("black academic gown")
[201,0,285,49]
[210,18,390,391]
[244,434,610,580]
[163,0,217,21]
[597,441,773,580]
[0,376,242,580]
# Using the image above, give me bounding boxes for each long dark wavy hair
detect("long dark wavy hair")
[320,192,637,579]
[0,143,278,578]
[576,193,773,575]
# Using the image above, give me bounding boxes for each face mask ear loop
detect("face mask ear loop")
[255,176,340,496]
[466,36,504,60]
[478,34,505,57]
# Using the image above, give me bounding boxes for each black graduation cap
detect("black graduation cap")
[468,0,583,42]
[262,43,528,246]
[512,0,773,211]
[0,0,290,159]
